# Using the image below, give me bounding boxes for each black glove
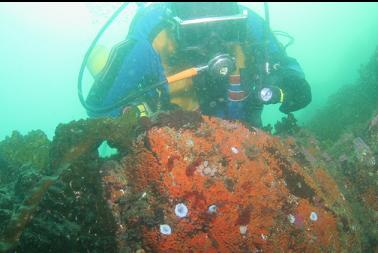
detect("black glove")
[255,85,283,105]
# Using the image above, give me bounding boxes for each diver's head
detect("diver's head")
[168,2,248,58]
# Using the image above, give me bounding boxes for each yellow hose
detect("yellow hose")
[167,68,198,84]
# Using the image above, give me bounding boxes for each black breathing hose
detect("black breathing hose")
[77,2,154,114]
[264,2,270,32]
[263,2,271,75]
[78,2,170,114]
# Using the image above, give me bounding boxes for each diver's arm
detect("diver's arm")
[275,57,312,113]
[100,40,167,116]
[86,4,170,118]
[244,7,312,113]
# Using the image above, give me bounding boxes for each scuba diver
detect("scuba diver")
[83,2,312,128]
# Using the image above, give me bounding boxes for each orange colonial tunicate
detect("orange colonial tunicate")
[102,112,361,252]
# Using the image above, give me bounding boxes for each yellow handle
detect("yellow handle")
[167,68,198,84]
[279,88,285,103]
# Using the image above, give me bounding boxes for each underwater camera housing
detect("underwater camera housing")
[169,3,248,54]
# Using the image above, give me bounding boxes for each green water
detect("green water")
[0,2,377,140]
